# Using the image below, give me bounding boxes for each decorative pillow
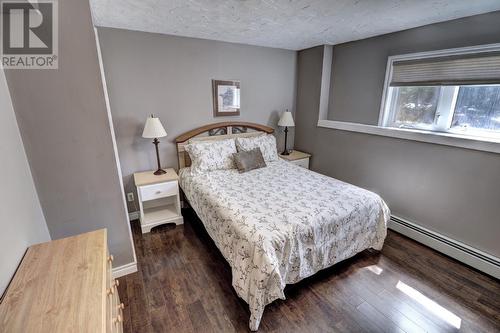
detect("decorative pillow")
[235,135,279,162]
[185,139,237,174]
[233,148,266,173]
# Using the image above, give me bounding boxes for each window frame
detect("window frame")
[382,84,500,139]
[378,44,500,132]
[383,86,451,131]
[316,44,500,155]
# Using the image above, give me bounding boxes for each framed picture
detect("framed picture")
[212,79,240,117]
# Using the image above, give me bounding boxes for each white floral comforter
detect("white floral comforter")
[179,160,389,331]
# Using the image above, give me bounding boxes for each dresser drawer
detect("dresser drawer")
[112,289,124,333]
[108,283,123,333]
[106,253,113,332]
[139,181,178,201]
[106,253,123,332]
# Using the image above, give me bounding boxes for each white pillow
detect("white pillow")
[185,139,237,174]
[236,135,279,162]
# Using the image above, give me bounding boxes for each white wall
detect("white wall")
[5,0,135,268]
[0,69,50,295]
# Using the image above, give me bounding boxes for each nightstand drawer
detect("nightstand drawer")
[291,157,309,169]
[139,181,178,201]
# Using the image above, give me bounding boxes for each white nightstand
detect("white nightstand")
[280,150,311,169]
[134,168,183,233]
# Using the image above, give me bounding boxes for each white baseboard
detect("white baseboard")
[112,261,138,278]
[128,211,139,221]
[389,216,500,279]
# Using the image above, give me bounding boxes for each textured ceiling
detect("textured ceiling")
[90,0,500,50]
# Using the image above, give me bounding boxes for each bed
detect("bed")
[175,122,390,331]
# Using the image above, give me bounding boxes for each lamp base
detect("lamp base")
[154,168,167,175]
[281,126,290,156]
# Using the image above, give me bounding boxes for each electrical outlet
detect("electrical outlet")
[127,192,134,202]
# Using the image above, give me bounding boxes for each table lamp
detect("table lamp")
[142,114,167,175]
[278,110,295,155]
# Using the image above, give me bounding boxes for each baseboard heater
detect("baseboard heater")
[389,216,499,279]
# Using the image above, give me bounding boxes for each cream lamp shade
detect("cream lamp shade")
[278,111,295,127]
[142,115,167,138]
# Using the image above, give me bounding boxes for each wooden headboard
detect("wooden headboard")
[175,122,274,169]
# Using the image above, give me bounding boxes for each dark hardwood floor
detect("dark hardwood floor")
[118,209,500,332]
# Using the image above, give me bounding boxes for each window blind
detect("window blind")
[390,52,500,86]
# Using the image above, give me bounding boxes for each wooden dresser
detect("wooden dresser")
[0,229,124,332]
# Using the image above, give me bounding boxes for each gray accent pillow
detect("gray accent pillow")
[233,148,267,173]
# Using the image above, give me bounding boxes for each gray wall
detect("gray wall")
[328,11,500,124]
[295,12,500,258]
[4,0,135,267]
[0,69,50,295]
[96,27,297,212]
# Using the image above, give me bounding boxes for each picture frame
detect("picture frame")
[212,79,240,117]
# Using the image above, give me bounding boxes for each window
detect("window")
[381,49,500,140]
[384,84,500,139]
[451,85,500,134]
[386,86,441,130]
[318,44,500,154]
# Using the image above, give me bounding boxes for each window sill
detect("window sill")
[317,120,500,154]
